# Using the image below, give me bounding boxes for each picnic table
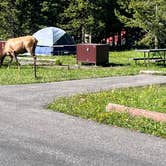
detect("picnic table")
[134,48,166,65]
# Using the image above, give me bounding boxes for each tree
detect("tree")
[116,0,166,48]
[58,0,122,43]
[0,0,22,38]
[58,0,99,43]
[95,0,122,45]
[40,0,67,27]
[0,0,65,39]
[0,0,131,47]
[0,0,44,38]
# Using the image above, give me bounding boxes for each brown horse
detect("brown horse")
[0,36,38,78]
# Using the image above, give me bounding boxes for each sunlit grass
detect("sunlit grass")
[0,51,165,85]
[48,85,166,138]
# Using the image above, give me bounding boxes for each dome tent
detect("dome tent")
[33,27,76,55]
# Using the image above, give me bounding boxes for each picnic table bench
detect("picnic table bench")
[133,49,166,65]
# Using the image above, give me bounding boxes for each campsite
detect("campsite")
[0,1,166,165]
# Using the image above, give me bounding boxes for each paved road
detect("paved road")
[0,74,166,166]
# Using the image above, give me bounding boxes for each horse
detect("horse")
[0,36,38,78]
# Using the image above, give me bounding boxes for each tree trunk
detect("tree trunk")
[154,35,158,49]
[81,26,85,43]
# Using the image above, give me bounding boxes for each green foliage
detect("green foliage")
[0,0,21,38]
[0,0,66,38]
[54,59,62,65]
[0,0,122,43]
[0,0,166,47]
[48,85,166,138]
[116,0,166,48]
[58,0,101,42]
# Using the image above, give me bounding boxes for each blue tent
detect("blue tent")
[33,27,76,55]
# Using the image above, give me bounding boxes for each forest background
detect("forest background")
[0,0,166,48]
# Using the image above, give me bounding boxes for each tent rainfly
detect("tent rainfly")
[33,27,76,55]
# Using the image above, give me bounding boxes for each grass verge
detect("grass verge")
[48,85,166,138]
[0,51,166,85]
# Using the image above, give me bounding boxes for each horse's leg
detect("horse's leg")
[0,55,6,67]
[7,54,14,68]
[27,47,37,78]
[14,54,21,69]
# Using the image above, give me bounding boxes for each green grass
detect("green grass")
[0,50,165,85]
[2,51,166,137]
[48,85,166,138]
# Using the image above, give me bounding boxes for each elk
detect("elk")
[0,36,38,78]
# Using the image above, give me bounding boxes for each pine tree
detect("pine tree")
[0,0,65,39]
[58,0,121,43]
[116,0,166,48]
[58,0,98,43]
[0,0,22,38]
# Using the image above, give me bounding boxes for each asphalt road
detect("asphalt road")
[0,74,166,166]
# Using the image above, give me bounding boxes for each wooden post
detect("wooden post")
[34,56,37,78]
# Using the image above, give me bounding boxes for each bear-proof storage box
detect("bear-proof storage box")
[76,44,109,65]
